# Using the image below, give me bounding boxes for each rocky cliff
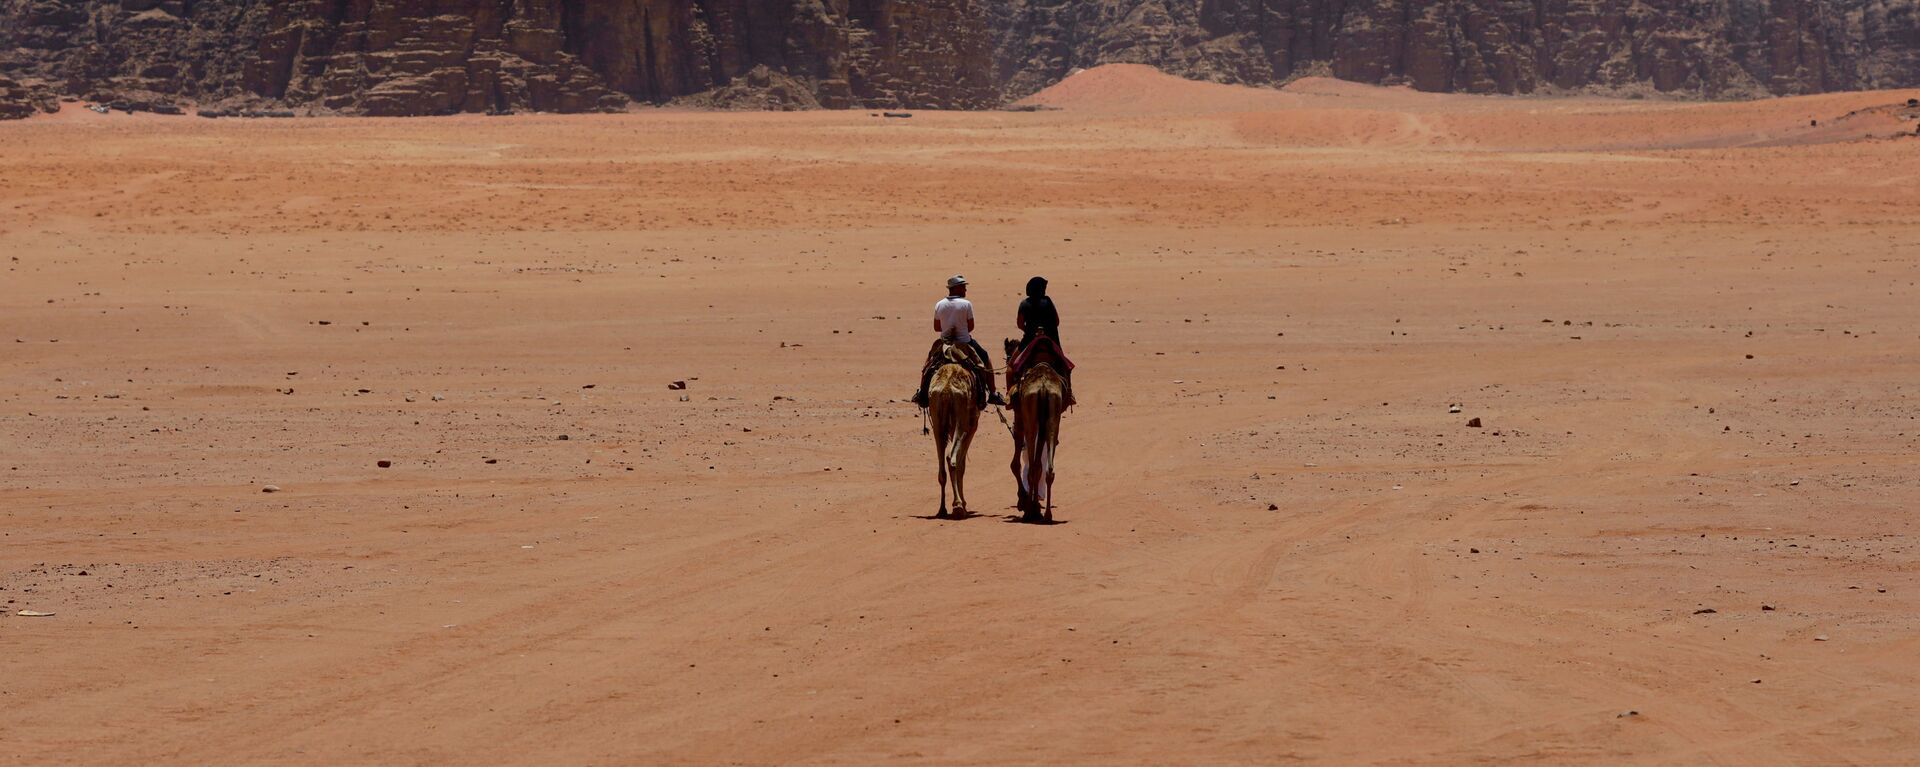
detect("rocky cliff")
[0,0,999,115]
[3,0,1918,117]
[996,0,1920,100]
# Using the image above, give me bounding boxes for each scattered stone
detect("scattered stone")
[1617,710,1639,718]
[431,394,445,401]
[1448,404,1462,413]
[668,381,687,390]
[1466,417,1483,428]
[1267,503,1278,511]
[1814,634,1829,641]
[261,485,281,493]
[1469,548,1480,554]
[556,434,570,441]
[376,460,392,468]
[1761,604,1775,611]
[1693,607,1717,614]
[16,610,54,617]
[1751,678,1763,684]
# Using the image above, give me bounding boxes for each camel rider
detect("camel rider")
[913,275,1005,408]
[1012,275,1074,407]
[1016,276,1061,349]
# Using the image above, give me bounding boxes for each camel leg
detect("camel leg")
[1009,424,1029,511]
[935,427,950,519]
[1045,443,1056,522]
[951,423,973,516]
[1021,442,1047,523]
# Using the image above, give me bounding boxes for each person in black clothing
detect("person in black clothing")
[1013,276,1073,406]
[1016,276,1060,349]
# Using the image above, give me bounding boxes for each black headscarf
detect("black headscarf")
[1026,276,1048,298]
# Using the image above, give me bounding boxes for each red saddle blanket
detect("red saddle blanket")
[1008,334,1073,388]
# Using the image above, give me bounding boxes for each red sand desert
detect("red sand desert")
[4,65,1919,763]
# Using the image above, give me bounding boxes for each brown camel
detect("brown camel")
[1005,338,1067,523]
[925,342,979,518]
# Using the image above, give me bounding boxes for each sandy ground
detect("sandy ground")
[3,65,1919,764]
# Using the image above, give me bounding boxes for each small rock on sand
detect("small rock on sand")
[16,610,55,617]
[1466,417,1483,428]
[261,485,281,493]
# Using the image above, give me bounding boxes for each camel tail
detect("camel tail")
[1034,395,1052,465]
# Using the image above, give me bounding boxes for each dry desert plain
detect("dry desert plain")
[3,65,1920,764]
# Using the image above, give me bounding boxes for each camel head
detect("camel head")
[1003,337,1019,362]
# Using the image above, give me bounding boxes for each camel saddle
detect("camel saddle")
[1007,333,1074,389]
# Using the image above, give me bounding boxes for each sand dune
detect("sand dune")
[3,70,1919,764]
[1025,63,1920,151]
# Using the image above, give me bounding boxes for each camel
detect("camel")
[925,342,979,518]
[1005,337,1067,523]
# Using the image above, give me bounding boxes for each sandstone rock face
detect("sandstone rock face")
[995,0,1920,100]
[244,1,627,116]
[0,0,270,113]
[0,76,48,119]
[2,0,1918,118]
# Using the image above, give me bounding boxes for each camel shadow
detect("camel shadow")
[911,508,990,521]
[1002,512,1067,526]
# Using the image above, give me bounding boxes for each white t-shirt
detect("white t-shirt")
[934,296,974,343]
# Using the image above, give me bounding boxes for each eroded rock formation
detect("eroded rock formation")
[996,0,1920,100]
[2,0,1918,117]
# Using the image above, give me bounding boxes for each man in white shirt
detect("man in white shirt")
[914,275,1004,408]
